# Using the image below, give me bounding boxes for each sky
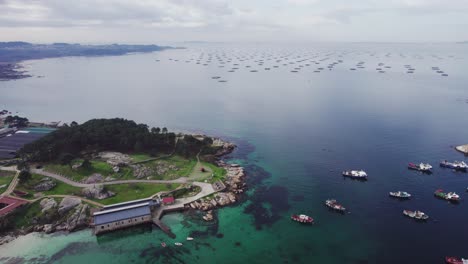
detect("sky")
[0,0,467,43]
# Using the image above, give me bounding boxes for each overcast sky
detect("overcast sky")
[0,0,467,43]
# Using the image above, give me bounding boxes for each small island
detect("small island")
[0,118,245,244]
[0,42,179,81]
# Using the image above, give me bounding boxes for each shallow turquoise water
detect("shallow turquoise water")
[1,43,468,263]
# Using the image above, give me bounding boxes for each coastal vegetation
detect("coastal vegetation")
[0,171,15,188]
[96,183,180,205]
[19,118,219,162]
[14,173,82,198]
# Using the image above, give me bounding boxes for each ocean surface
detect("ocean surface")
[1,43,468,263]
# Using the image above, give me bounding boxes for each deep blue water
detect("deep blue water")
[1,43,468,263]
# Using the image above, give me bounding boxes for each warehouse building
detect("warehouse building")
[93,198,160,235]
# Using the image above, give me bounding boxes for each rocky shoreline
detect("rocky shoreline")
[0,136,244,245]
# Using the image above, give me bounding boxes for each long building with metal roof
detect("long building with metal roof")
[93,200,157,235]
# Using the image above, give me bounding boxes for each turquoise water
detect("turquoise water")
[1,43,468,263]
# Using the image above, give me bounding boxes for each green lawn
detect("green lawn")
[12,200,43,229]
[129,153,154,163]
[145,155,197,180]
[203,162,227,183]
[98,183,180,205]
[44,159,133,181]
[15,173,83,198]
[0,170,15,189]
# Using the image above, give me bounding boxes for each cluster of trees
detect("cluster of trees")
[19,118,217,162]
[3,115,29,127]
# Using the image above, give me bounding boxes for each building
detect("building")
[0,196,28,217]
[93,198,160,235]
[162,196,175,205]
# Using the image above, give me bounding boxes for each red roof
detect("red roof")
[0,196,28,216]
[162,197,175,204]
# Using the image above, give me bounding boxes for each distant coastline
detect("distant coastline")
[0,42,181,81]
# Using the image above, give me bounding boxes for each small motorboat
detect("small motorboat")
[403,210,429,221]
[342,170,367,180]
[408,162,432,172]
[186,237,194,241]
[161,242,167,247]
[174,242,183,246]
[434,189,460,202]
[325,199,346,212]
[389,191,411,199]
[440,160,468,172]
[445,256,468,264]
[291,214,314,224]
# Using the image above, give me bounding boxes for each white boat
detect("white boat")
[342,170,367,180]
[389,191,411,199]
[174,242,183,246]
[186,237,194,241]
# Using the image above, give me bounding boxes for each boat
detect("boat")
[342,170,367,180]
[186,237,194,241]
[403,210,429,221]
[174,242,183,246]
[445,256,468,264]
[389,191,411,199]
[161,242,166,247]
[408,162,432,172]
[291,214,314,224]
[440,160,468,172]
[325,199,346,212]
[434,189,460,202]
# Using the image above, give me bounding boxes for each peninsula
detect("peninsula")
[0,118,245,244]
[0,42,178,81]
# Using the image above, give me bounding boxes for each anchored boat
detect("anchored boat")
[291,214,314,224]
[403,210,429,221]
[445,256,468,264]
[440,160,468,172]
[408,162,432,172]
[434,189,460,202]
[342,170,367,180]
[325,199,346,212]
[389,191,411,199]
[186,237,194,241]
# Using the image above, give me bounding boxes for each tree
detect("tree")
[16,160,29,171]
[18,170,31,183]
[82,159,92,170]
[151,127,161,134]
[59,153,75,165]
[70,121,78,127]
[162,127,168,134]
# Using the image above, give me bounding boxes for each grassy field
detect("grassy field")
[98,183,180,205]
[129,153,154,163]
[45,159,133,181]
[15,173,83,198]
[145,155,197,180]
[0,170,15,189]
[12,200,43,228]
[203,162,227,183]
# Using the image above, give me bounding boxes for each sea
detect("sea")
[1,42,468,264]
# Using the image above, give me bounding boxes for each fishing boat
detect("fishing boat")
[389,191,411,199]
[291,214,314,224]
[186,237,194,241]
[403,210,429,221]
[325,199,346,212]
[342,170,367,180]
[161,242,166,247]
[445,256,468,264]
[434,189,460,202]
[175,242,183,246]
[408,162,432,172]
[440,160,468,172]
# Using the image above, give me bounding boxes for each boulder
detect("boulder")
[104,176,116,182]
[66,204,89,231]
[43,224,54,234]
[39,198,57,213]
[34,179,56,192]
[58,197,81,215]
[84,173,104,184]
[81,185,115,200]
[0,235,15,246]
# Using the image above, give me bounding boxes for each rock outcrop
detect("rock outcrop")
[81,185,115,200]
[39,198,57,213]
[84,173,104,184]
[34,178,56,192]
[58,197,81,215]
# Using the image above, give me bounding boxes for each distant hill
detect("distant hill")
[0,42,177,62]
